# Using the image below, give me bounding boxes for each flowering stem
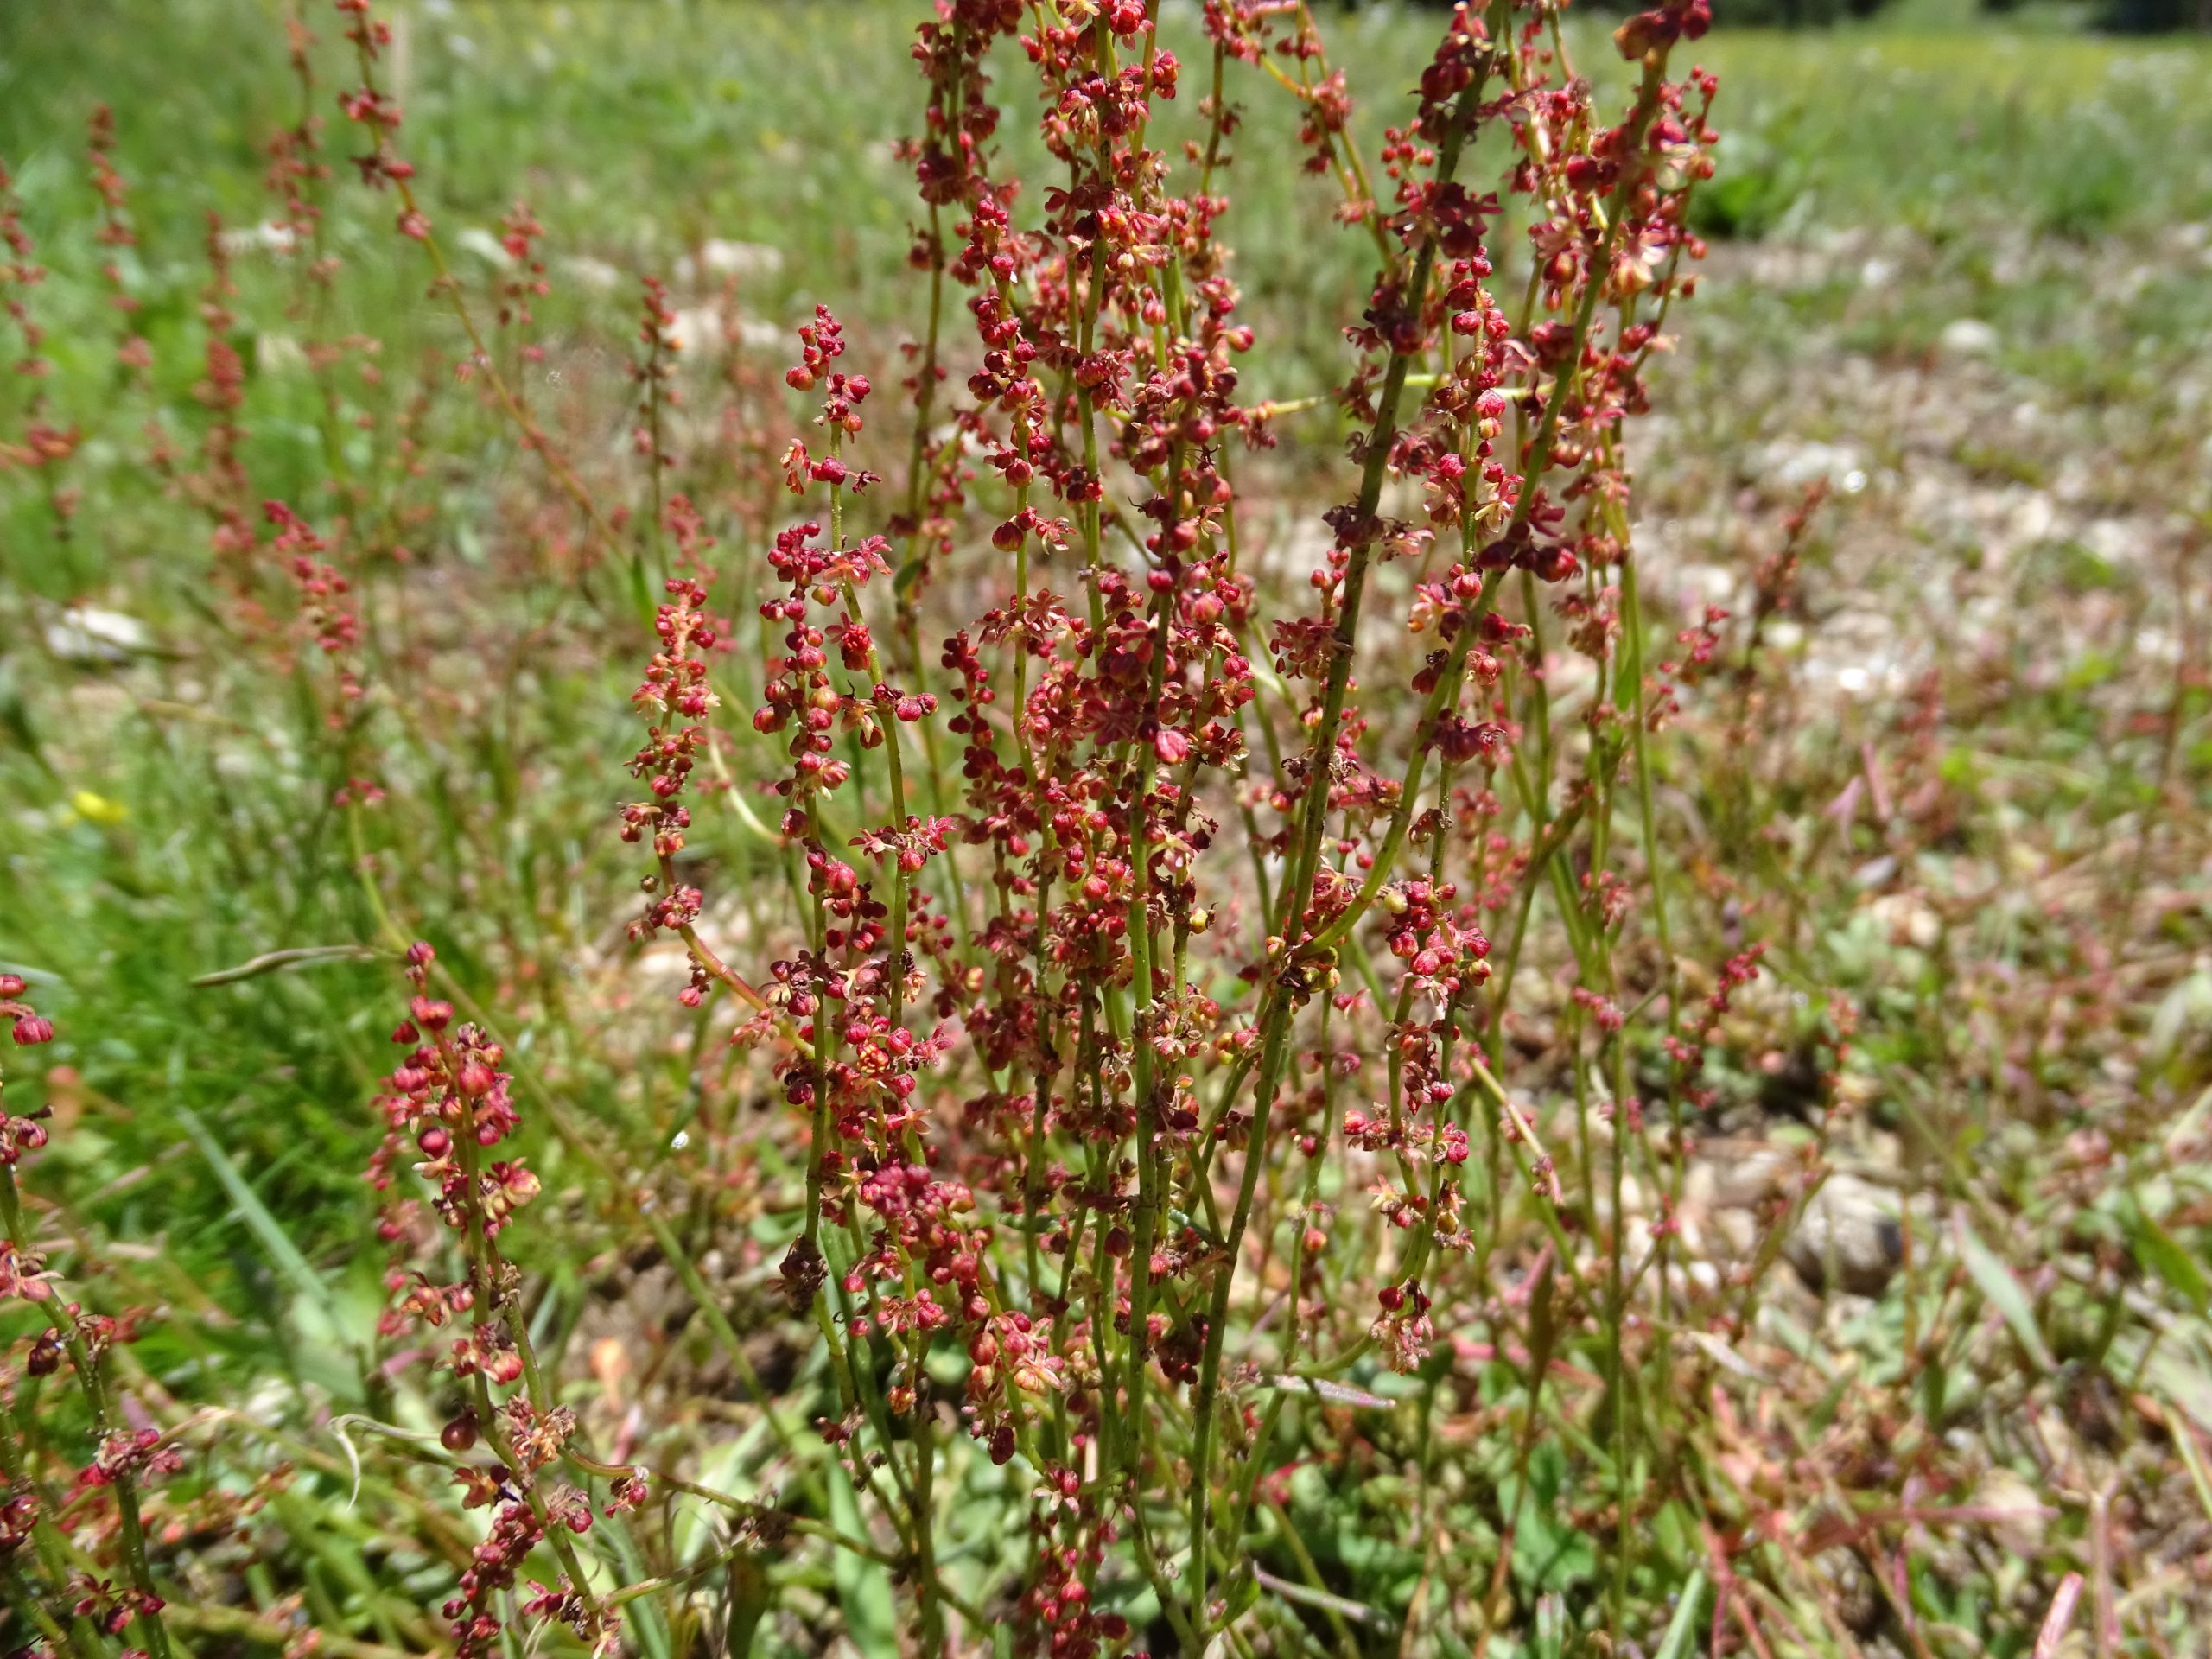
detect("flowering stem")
[0,1434,97,1659]
[340,17,620,571]
[0,1167,174,1659]
[1184,69,1490,1638]
[441,1081,616,1629]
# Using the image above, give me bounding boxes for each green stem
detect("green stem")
[1184,70,1493,1643]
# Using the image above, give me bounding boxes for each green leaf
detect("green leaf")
[597,1515,672,1659]
[2170,1400,2212,1519]
[2140,1323,2212,1434]
[1655,1570,1707,1659]
[828,1471,897,1659]
[724,1555,772,1659]
[0,657,51,773]
[2129,1203,2209,1317]
[1502,1446,1597,1595]
[1954,1211,2055,1372]
[674,1419,769,1567]
[175,1103,334,1319]
[1252,1568,1375,1626]
[1533,1592,1567,1659]
[1268,1375,1395,1410]
[1220,1569,1263,1626]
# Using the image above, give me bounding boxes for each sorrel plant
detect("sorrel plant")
[19,0,2101,1654]
[353,0,1735,1648]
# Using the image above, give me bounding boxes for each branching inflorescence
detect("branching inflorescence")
[588,0,1731,1650]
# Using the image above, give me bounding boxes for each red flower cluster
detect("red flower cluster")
[368,944,532,1249]
[1,975,54,1167]
[0,0,1753,1650]
[364,944,616,1657]
[264,499,365,721]
[604,0,1732,1648]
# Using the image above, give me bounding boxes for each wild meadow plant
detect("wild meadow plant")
[16,1,2198,1655]
[586,0,1739,1646]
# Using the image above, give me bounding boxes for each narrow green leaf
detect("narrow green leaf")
[2128,1204,2209,1316]
[176,1104,334,1319]
[1251,1567,1375,1625]
[2142,1327,2212,1433]
[598,1513,672,1659]
[827,1471,897,1659]
[724,1555,772,1659]
[673,1420,767,1568]
[2167,1401,2212,1525]
[1221,1568,1263,1626]
[1268,1375,1394,1410]
[1534,1592,1567,1659]
[1954,1211,2055,1372]
[1655,1570,1708,1659]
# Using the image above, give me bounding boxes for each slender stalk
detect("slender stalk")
[0,1169,175,1659]
[1185,73,1494,1638]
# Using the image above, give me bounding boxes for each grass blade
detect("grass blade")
[175,1103,335,1320]
[1954,1210,2055,1372]
[2127,1201,2209,1316]
[1654,1569,1707,1659]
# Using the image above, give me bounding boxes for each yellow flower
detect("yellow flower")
[70,790,127,825]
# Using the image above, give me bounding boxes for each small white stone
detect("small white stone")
[1940,317,2000,358]
[674,238,785,287]
[1785,1173,1903,1295]
[257,333,307,373]
[46,607,149,664]
[558,255,625,293]
[217,221,298,257]
[669,306,722,357]
[453,226,515,270]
